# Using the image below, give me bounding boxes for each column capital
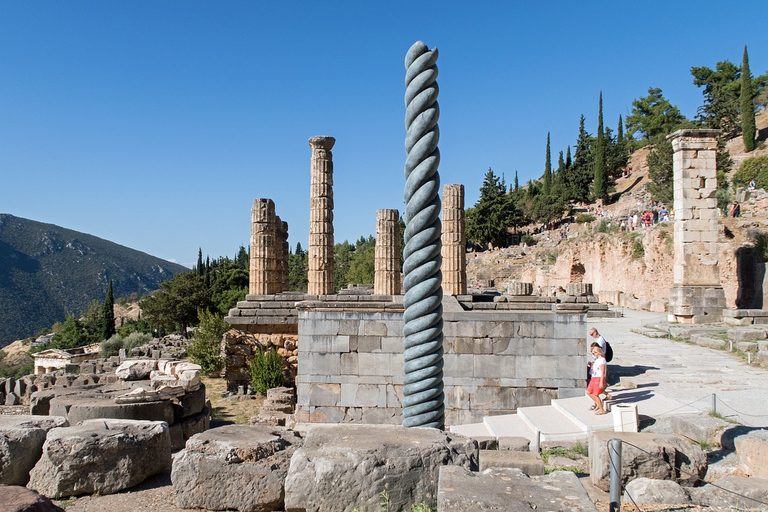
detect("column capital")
[308,136,336,150]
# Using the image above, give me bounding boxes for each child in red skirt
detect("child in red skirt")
[587,345,608,415]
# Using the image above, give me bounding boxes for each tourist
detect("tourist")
[731,201,741,218]
[587,327,614,399]
[586,344,608,415]
[749,178,756,190]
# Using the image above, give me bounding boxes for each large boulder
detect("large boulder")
[689,476,768,509]
[172,425,302,511]
[622,478,692,505]
[0,485,64,512]
[283,424,478,512]
[589,431,707,491]
[0,416,68,485]
[438,466,597,511]
[734,429,768,478]
[115,359,157,381]
[28,419,171,499]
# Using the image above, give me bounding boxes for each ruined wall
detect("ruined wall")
[294,299,586,426]
[223,330,298,393]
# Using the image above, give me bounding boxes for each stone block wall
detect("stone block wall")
[295,297,586,426]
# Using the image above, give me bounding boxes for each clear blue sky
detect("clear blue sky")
[2,1,766,267]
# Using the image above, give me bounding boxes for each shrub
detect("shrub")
[631,236,645,259]
[250,348,284,395]
[547,252,557,264]
[100,334,124,358]
[520,234,535,246]
[124,331,151,352]
[733,155,768,187]
[575,213,596,224]
[594,219,613,233]
[188,310,227,376]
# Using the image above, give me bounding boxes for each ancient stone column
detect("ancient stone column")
[441,184,467,296]
[374,209,401,295]
[280,220,289,293]
[667,129,726,323]
[308,136,335,296]
[250,198,279,296]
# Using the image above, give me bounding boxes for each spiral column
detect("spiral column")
[402,40,444,429]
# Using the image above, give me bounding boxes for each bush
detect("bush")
[250,348,284,395]
[594,219,614,233]
[631,235,645,259]
[100,334,124,358]
[188,310,226,376]
[520,234,535,246]
[733,155,768,187]
[575,213,596,224]
[124,331,152,352]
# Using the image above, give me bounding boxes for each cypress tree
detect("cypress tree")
[514,171,519,191]
[565,146,572,169]
[741,45,756,152]
[556,151,565,185]
[568,117,593,204]
[617,114,624,145]
[102,279,116,340]
[543,132,552,194]
[593,92,608,201]
[196,248,204,276]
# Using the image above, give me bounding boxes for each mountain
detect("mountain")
[0,214,189,347]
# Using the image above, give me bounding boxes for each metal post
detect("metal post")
[712,393,717,415]
[609,438,622,512]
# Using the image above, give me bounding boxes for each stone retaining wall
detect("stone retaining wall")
[295,296,586,426]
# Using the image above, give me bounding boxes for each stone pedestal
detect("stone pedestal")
[506,282,533,296]
[667,129,726,323]
[374,209,401,295]
[442,184,467,296]
[308,136,335,296]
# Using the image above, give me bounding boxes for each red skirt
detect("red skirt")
[587,378,604,396]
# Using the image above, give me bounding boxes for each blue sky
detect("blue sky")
[1,1,766,267]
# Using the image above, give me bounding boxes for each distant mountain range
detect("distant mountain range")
[0,214,189,347]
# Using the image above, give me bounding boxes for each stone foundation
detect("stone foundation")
[668,285,726,324]
[295,296,586,426]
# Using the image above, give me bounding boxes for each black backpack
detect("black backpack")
[604,341,613,362]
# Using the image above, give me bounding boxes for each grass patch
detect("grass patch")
[202,376,265,425]
[540,443,587,464]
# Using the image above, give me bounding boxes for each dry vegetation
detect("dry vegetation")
[202,376,265,425]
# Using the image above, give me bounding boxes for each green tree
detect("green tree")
[52,315,87,350]
[565,115,593,204]
[646,140,674,204]
[288,243,309,292]
[543,132,552,194]
[741,46,757,152]
[345,238,375,285]
[140,272,211,337]
[102,279,116,341]
[692,60,741,133]
[625,87,686,142]
[593,92,608,202]
[188,309,226,376]
[465,168,513,247]
[196,248,204,276]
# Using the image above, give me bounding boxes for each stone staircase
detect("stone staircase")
[450,387,700,449]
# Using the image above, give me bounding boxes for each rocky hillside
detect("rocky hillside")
[469,111,768,311]
[0,214,189,347]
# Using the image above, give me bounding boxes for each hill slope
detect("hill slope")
[0,214,189,347]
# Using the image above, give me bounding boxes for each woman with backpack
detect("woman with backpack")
[588,327,614,401]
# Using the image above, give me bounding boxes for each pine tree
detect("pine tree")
[555,151,565,185]
[617,114,624,145]
[196,248,204,276]
[513,171,519,191]
[565,146,572,169]
[593,92,608,202]
[101,279,116,340]
[742,46,756,152]
[543,132,552,194]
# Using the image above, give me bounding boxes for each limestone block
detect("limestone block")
[172,425,300,511]
[0,485,63,512]
[734,429,768,478]
[566,282,593,296]
[689,476,768,510]
[437,466,597,512]
[28,419,171,498]
[690,334,726,349]
[506,281,533,296]
[734,341,759,352]
[671,414,731,447]
[589,431,707,491]
[479,450,544,475]
[728,328,767,341]
[115,359,157,381]
[0,416,68,486]
[498,436,531,451]
[284,424,477,512]
[623,478,692,505]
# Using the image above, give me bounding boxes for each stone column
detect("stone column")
[250,198,279,296]
[441,184,467,296]
[280,220,290,293]
[308,136,335,296]
[667,129,725,323]
[374,209,401,295]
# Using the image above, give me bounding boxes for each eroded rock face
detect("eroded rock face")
[623,478,692,505]
[589,431,707,492]
[437,466,597,512]
[689,476,768,509]
[172,425,302,512]
[0,415,68,486]
[28,419,171,499]
[283,424,478,512]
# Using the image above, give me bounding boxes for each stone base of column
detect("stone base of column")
[668,285,726,324]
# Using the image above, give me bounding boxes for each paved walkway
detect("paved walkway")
[591,309,768,428]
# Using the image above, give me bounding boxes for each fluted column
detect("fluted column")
[250,198,278,295]
[374,209,401,295]
[441,184,466,296]
[308,136,336,296]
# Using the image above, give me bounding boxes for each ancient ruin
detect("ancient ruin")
[249,198,287,296]
[308,136,336,296]
[667,129,727,323]
[442,184,467,296]
[374,209,401,295]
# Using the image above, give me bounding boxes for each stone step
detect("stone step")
[484,414,536,442]
[517,405,586,443]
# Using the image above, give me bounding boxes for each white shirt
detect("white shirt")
[591,356,606,378]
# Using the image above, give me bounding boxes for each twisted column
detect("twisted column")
[402,41,444,429]
[308,136,336,296]
[441,184,466,296]
[374,209,401,295]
